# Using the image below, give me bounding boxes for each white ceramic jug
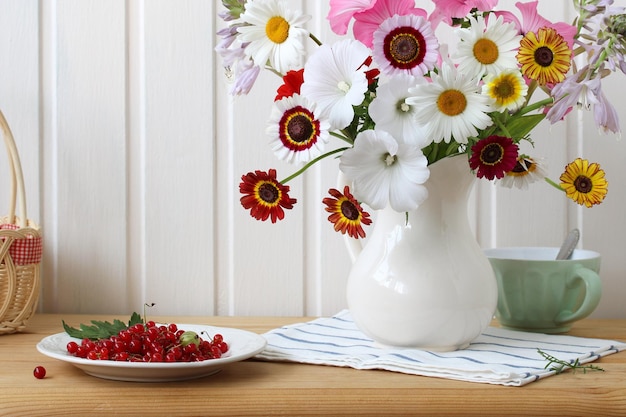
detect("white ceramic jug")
[343,154,497,351]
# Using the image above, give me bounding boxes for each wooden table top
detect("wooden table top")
[1,314,626,416]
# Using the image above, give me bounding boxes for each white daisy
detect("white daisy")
[339,129,430,212]
[236,0,310,74]
[406,60,493,144]
[454,15,522,79]
[266,94,330,164]
[300,39,371,131]
[372,14,439,77]
[368,74,429,147]
[499,156,548,190]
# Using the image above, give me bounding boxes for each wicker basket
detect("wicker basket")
[0,110,42,335]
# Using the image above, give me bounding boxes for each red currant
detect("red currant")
[66,341,79,354]
[210,346,222,359]
[217,341,229,353]
[33,366,46,379]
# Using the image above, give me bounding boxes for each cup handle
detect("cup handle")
[555,265,602,325]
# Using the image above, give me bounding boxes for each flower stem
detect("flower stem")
[330,131,354,144]
[493,115,512,137]
[519,97,554,116]
[264,65,283,79]
[544,176,565,192]
[280,147,348,184]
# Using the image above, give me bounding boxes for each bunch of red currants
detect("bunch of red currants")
[65,321,228,363]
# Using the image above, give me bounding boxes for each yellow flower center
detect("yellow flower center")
[493,77,515,100]
[266,16,290,44]
[473,38,499,65]
[437,89,467,116]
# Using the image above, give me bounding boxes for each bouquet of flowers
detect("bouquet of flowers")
[216,0,624,239]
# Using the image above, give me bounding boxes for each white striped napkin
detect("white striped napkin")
[256,310,626,386]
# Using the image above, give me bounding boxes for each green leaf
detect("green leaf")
[62,312,145,340]
[128,311,143,327]
[505,114,545,140]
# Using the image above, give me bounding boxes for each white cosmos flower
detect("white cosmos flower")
[406,60,493,144]
[454,15,522,79]
[300,39,371,130]
[368,74,429,147]
[237,0,310,74]
[266,94,330,164]
[339,129,430,212]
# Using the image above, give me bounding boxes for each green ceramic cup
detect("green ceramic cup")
[484,247,602,333]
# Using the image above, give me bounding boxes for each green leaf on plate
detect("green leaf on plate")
[62,312,145,340]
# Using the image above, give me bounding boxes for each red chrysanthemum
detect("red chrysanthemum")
[275,68,305,101]
[322,186,372,239]
[239,169,297,223]
[469,135,519,180]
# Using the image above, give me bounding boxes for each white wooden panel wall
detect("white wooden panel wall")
[0,0,623,317]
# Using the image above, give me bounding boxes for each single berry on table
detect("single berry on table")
[33,366,46,379]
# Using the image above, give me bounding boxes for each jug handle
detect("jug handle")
[337,171,364,264]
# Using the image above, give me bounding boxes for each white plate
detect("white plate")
[36,324,267,382]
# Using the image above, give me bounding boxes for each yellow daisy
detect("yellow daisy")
[559,158,608,207]
[517,27,571,85]
[482,70,529,112]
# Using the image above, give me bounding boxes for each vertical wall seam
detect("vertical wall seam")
[224,93,236,317]
[126,0,147,309]
[39,0,59,311]
[566,0,584,246]
[209,0,232,316]
[301,0,323,316]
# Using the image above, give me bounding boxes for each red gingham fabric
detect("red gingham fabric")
[0,223,43,266]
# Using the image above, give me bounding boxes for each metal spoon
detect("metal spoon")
[556,228,580,260]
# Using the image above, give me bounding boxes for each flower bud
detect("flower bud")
[609,14,626,37]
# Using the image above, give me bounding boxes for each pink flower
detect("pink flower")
[430,0,499,27]
[594,91,620,134]
[494,1,576,49]
[352,0,428,48]
[327,0,376,35]
[231,60,261,96]
[547,71,599,123]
